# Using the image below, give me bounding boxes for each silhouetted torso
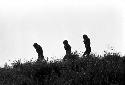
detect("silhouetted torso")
[84,38,90,48]
[64,44,71,54]
[35,45,43,55]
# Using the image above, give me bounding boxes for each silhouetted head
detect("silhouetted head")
[63,40,68,45]
[83,34,88,39]
[33,43,38,48]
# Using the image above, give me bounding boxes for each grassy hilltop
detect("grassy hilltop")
[0,51,125,85]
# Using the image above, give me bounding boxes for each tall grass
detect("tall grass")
[0,51,125,85]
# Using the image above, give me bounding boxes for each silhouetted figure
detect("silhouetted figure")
[63,40,71,55]
[33,43,44,61]
[83,34,91,56]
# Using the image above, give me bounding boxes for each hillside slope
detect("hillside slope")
[0,52,125,85]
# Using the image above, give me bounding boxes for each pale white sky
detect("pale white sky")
[0,0,125,67]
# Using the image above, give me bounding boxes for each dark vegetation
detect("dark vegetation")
[0,51,125,85]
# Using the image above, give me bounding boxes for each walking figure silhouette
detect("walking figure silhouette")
[63,40,71,55]
[33,43,44,61]
[83,34,91,56]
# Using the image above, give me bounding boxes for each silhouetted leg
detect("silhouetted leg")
[37,54,44,61]
[86,47,91,56]
[66,50,71,55]
[83,50,87,56]
[87,50,91,56]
